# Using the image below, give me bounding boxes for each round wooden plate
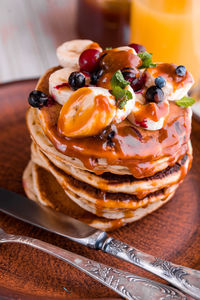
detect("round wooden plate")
[0,79,199,300]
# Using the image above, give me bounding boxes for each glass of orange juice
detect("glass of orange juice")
[130,0,200,82]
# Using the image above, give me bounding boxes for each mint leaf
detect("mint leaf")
[118,89,132,109]
[138,51,156,69]
[111,86,132,109]
[105,47,112,50]
[111,70,130,90]
[110,70,133,109]
[176,96,195,107]
[111,86,125,99]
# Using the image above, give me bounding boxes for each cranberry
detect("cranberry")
[28,90,49,108]
[121,68,137,84]
[68,72,85,90]
[79,49,101,73]
[145,86,164,103]
[129,43,146,53]
[131,72,146,92]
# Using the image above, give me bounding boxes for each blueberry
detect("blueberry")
[107,130,115,139]
[175,65,186,76]
[68,72,85,90]
[155,76,166,88]
[145,86,164,103]
[90,69,104,85]
[28,90,49,108]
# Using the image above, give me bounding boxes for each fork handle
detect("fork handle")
[3,234,187,300]
[102,238,200,300]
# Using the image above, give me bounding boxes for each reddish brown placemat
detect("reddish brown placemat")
[0,79,199,299]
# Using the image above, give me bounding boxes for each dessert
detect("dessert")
[23,39,195,231]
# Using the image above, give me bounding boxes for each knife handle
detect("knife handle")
[0,229,187,300]
[102,238,200,300]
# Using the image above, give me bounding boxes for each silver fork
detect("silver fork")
[0,228,188,300]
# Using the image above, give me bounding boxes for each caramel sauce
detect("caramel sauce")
[57,87,92,137]
[97,49,142,90]
[100,49,142,72]
[97,72,113,90]
[134,101,169,123]
[39,100,191,178]
[148,63,192,91]
[86,42,101,50]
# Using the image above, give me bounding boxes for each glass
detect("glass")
[130,0,200,82]
[77,0,131,48]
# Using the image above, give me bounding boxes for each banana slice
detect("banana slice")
[146,63,194,101]
[57,39,102,69]
[116,46,137,55]
[128,98,169,131]
[57,87,117,138]
[49,67,75,105]
[57,86,135,138]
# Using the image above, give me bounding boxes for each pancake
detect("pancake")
[30,142,190,217]
[31,140,192,198]
[23,159,176,231]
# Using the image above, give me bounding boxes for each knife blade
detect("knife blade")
[0,187,107,248]
[1,187,200,299]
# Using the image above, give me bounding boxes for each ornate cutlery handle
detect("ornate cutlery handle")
[0,229,187,300]
[102,238,200,300]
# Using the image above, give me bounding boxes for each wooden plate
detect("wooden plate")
[0,79,199,300]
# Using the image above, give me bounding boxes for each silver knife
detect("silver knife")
[0,188,200,299]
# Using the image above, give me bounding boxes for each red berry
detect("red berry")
[79,49,101,73]
[131,72,146,92]
[129,43,146,53]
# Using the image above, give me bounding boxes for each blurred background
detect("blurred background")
[1,0,200,110]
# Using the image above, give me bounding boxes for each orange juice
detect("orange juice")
[130,0,200,81]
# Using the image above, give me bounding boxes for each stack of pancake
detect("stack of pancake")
[23,66,193,231]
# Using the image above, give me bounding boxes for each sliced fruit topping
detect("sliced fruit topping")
[145,86,164,103]
[28,90,49,108]
[57,87,116,138]
[56,39,102,69]
[49,67,74,106]
[68,71,85,90]
[155,76,166,88]
[79,49,101,73]
[128,100,169,131]
[129,43,146,53]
